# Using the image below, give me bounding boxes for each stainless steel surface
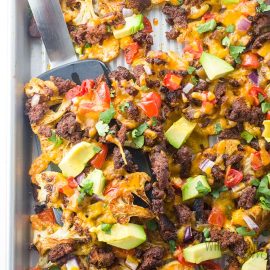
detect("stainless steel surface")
[28,0,77,67]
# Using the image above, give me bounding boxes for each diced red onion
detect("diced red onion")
[143,65,152,75]
[243,215,259,231]
[75,173,85,185]
[184,226,193,242]
[66,258,79,270]
[183,83,194,94]
[237,17,251,32]
[248,71,259,85]
[199,159,215,172]
[122,8,133,18]
[125,256,139,270]
[31,94,40,107]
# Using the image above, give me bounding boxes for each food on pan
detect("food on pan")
[26,0,270,269]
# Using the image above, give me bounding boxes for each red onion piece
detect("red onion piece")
[143,65,152,75]
[199,159,215,172]
[248,71,259,85]
[243,215,259,231]
[237,17,251,32]
[183,83,194,94]
[122,8,133,18]
[75,173,85,185]
[184,226,193,242]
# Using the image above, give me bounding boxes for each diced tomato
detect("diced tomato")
[183,40,203,59]
[242,52,260,69]
[59,185,75,197]
[138,92,162,118]
[225,168,243,188]
[200,261,222,270]
[67,177,78,188]
[249,86,266,106]
[266,111,270,120]
[176,247,196,267]
[251,151,263,171]
[163,73,183,91]
[91,144,108,169]
[81,79,95,93]
[143,16,153,33]
[65,86,83,100]
[208,207,226,227]
[124,42,139,64]
[95,81,111,107]
[202,12,215,21]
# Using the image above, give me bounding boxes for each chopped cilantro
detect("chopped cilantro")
[119,102,130,112]
[261,230,270,236]
[241,131,254,143]
[146,219,158,231]
[260,196,270,210]
[261,102,270,113]
[187,66,196,75]
[251,178,260,187]
[196,181,210,196]
[211,186,228,199]
[222,36,230,47]
[236,226,256,236]
[191,76,198,85]
[78,179,94,203]
[258,93,265,103]
[132,123,148,138]
[95,121,109,137]
[85,43,91,48]
[203,228,211,241]
[169,240,176,253]
[226,24,235,33]
[178,0,183,4]
[151,117,158,127]
[141,85,149,91]
[214,123,223,134]
[101,223,113,234]
[229,46,246,62]
[132,135,145,149]
[257,176,270,197]
[197,19,217,34]
[50,267,61,270]
[99,105,115,124]
[257,0,270,12]
[93,145,102,154]
[48,131,63,147]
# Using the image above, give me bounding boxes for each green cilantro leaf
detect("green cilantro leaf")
[169,240,176,253]
[214,123,223,134]
[85,43,91,48]
[257,175,270,197]
[258,93,265,103]
[119,102,130,112]
[101,223,113,234]
[261,230,270,236]
[132,135,145,149]
[178,0,183,4]
[93,145,102,154]
[96,121,110,137]
[260,196,270,210]
[211,186,228,199]
[261,102,270,113]
[141,85,149,91]
[187,66,196,75]
[48,131,63,147]
[99,105,115,124]
[78,178,94,203]
[222,36,230,47]
[197,19,217,34]
[191,76,198,85]
[196,181,210,196]
[257,0,270,12]
[236,226,256,236]
[50,267,61,270]
[132,123,148,138]
[146,219,158,231]
[241,131,255,143]
[151,117,158,127]
[226,24,235,33]
[251,178,260,187]
[203,228,210,241]
[229,45,246,62]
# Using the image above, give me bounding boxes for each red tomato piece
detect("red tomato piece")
[59,185,75,197]
[138,92,162,118]
[225,168,243,188]
[91,144,108,169]
[81,79,95,93]
[67,177,78,188]
[266,111,270,120]
[183,40,203,59]
[65,86,83,100]
[95,81,111,107]
[103,181,119,197]
[124,42,139,64]
[143,16,153,33]
[249,86,266,106]
[251,151,263,171]
[163,73,183,91]
[242,52,260,69]
[202,12,215,21]
[200,261,222,270]
[208,207,226,227]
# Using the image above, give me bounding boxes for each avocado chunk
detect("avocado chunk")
[59,142,98,177]
[165,117,196,149]
[182,175,211,201]
[199,52,234,81]
[242,252,267,270]
[113,14,144,39]
[82,169,106,197]
[183,242,222,264]
[96,223,146,250]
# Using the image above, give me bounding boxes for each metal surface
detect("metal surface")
[28,0,77,67]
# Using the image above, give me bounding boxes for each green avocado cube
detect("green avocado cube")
[199,52,234,81]
[165,117,196,149]
[242,252,267,270]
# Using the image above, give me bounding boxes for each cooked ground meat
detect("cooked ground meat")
[68,24,87,46]
[133,31,153,51]
[125,86,139,96]
[218,127,241,140]
[249,106,264,126]
[117,125,127,145]
[166,28,180,39]
[174,146,193,178]
[146,79,160,88]
[194,80,209,91]
[89,246,115,268]
[138,247,164,270]
[226,98,250,123]
[252,12,270,36]
[228,79,241,88]
[109,66,135,82]
[215,81,226,105]
[38,125,52,137]
[252,32,270,49]
[48,243,74,262]
[226,257,240,270]
[158,214,177,242]
[29,17,40,38]
[250,139,260,151]
[50,76,76,95]
[126,0,151,12]
[162,4,187,27]
[151,186,165,214]
[210,228,247,257]
[146,57,166,65]
[133,64,145,84]
[184,0,204,6]
[28,103,49,124]
[160,86,181,105]
[125,101,140,120]
[85,24,108,45]
[193,199,209,223]
[211,165,225,183]
[237,186,257,210]
[56,112,83,143]
[175,204,192,225]
[225,154,243,168]
[113,147,138,173]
